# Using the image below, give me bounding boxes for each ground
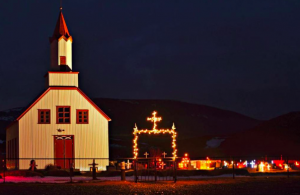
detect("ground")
[1,177,300,195]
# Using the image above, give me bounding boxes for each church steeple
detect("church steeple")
[50,7,73,71]
[52,7,71,39]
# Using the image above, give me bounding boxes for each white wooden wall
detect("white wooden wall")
[47,72,78,87]
[18,89,109,171]
[58,39,72,70]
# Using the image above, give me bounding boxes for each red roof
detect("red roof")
[52,10,71,39]
[15,87,111,122]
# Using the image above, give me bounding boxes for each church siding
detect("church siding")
[47,72,79,87]
[58,39,72,69]
[18,89,109,171]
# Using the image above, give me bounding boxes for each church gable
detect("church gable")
[16,87,111,123]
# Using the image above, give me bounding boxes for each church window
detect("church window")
[38,109,51,124]
[57,106,71,124]
[60,56,66,65]
[77,110,89,124]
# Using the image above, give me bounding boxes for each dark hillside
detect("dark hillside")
[221,112,300,157]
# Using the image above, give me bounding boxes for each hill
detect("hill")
[0,107,24,134]
[221,112,300,158]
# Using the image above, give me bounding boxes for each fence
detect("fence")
[0,157,110,183]
[2,158,109,172]
[131,157,177,183]
[1,156,300,183]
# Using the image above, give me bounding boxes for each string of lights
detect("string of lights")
[133,111,178,160]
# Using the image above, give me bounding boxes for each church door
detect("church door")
[54,135,74,169]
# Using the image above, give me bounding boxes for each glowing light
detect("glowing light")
[179,153,190,169]
[206,157,212,169]
[259,162,265,172]
[250,161,255,168]
[224,161,228,167]
[285,164,289,170]
[133,111,178,160]
[296,161,299,166]
[267,163,271,171]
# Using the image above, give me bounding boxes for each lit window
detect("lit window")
[38,109,50,124]
[60,56,66,65]
[77,110,89,124]
[56,106,71,124]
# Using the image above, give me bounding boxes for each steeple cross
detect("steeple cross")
[147,111,162,130]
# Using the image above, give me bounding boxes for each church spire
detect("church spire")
[52,7,71,39]
[50,6,73,71]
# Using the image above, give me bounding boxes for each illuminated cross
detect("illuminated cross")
[147,111,162,130]
[162,152,167,158]
[161,161,166,169]
[250,161,255,168]
[144,152,149,158]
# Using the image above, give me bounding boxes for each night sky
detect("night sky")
[1,0,300,120]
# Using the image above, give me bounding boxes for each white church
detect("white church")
[6,7,111,171]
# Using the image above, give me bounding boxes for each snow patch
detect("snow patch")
[202,115,209,119]
[120,100,139,104]
[2,107,23,113]
[110,144,125,148]
[0,116,15,121]
[206,137,225,148]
